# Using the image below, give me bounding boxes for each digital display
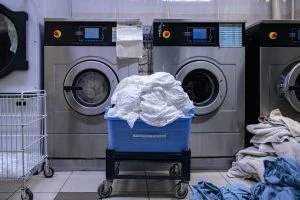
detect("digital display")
[193,28,207,40]
[298,30,300,40]
[84,28,100,39]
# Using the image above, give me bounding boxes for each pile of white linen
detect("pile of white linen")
[107,72,194,128]
[228,109,300,182]
[0,152,43,178]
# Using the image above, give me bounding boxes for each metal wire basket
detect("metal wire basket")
[0,90,54,200]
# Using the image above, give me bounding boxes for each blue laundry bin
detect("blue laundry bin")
[105,110,194,152]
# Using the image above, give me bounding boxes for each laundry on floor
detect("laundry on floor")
[228,109,300,182]
[107,72,194,128]
[191,157,300,200]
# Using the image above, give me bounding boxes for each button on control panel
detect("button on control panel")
[53,30,62,39]
[269,32,278,40]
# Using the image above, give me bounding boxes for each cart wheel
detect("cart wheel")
[43,166,55,178]
[21,188,34,200]
[97,183,112,198]
[174,183,188,199]
[169,164,180,176]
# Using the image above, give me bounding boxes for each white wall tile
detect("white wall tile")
[45,0,72,18]
[68,0,287,26]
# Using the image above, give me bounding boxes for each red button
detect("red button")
[53,30,62,39]
[269,32,278,40]
[163,30,171,39]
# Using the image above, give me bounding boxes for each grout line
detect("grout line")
[219,172,231,185]
[57,172,72,193]
[4,192,15,200]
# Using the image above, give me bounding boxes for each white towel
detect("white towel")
[228,109,300,182]
[227,146,276,182]
[247,123,292,144]
[269,109,300,137]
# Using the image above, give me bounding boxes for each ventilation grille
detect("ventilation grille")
[219,24,243,47]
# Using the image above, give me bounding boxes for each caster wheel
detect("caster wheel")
[169,164,180,176]
[98,183,112,198]
[21,188,34,200]
[44,166,55,178]
[174,183,188,199]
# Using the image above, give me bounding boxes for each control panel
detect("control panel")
[44,21,117,46]
[153,21,245,47]
[153,22,219,46]
[257,23,300,47]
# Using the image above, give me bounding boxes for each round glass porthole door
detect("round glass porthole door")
[0,4,27,78]
[283,63,300,112]
[64,61,118,116]
[176,61,227,115]
[0,13,17,72]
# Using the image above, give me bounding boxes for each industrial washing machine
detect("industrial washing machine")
[44,19,139,169]
[152,19,245,169]
[0,4,28,92]
[246,20,300,146]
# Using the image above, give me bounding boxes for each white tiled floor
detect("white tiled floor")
[0,171,256,200]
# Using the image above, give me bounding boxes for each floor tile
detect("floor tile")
[49,172,72,176]
[0,181,22,193]
[55,192,148,200]
[145,171,179,192]
[108,171,148,192]
[112,179,148,192]
[109,191,148,199]
[0,193,13,200]
[55,192,97,200]
[146,179,177,192]
[149,191,189,200]
[60,174,104,192]
[19,175,69,193]
[220,172,257,187]
[35,171,72,177]
[190,172,229,187]
[8,192,57,200]
[71,171,105,176]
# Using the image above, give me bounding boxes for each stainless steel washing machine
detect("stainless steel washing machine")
[152,19,245,169]
[44,19,139,169]
[246,20,300,146]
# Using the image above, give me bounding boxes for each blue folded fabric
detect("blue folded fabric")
[250,157,300,200]
[191,182,222,200]
[251,183,300,200]
[191,157,300,200]
[263,157,300,189]
[220,184,252,200]
[191,182,251,200]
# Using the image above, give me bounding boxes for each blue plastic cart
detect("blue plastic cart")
[98,110,194,199]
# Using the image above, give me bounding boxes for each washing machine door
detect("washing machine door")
[282,63,300,112]
[0,4,27,78]
[64,60,118,116]
[176,61,227,115]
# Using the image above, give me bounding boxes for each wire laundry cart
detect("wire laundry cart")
[0,90,54,200]
[98,110,193,199]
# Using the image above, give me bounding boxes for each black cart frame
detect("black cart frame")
[98,149,191,199]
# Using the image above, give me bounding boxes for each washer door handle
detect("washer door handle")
[63,86,83,91]
[289,86,300,91]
